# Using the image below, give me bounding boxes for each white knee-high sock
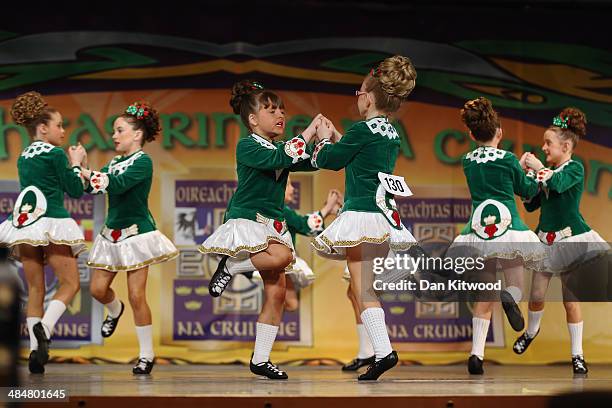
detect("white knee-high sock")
[568,321,584,357]
[252,322,279,364]
[135,325,154,360]
[104,297,122,318]
[357,323,375,359]
[360,308,392,360]
[26,317,41,351]
[471,317,490,360]
[526,310,544,338]
[41,300,67,338]
[226,257,255,276]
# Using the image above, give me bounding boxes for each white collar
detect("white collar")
[250,133,276,149]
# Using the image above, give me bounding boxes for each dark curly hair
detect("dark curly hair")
[10,91,58,136]
[119,101,161,145]
[229,80,284,131]
[549,107,586,149]
[460,97,501,142]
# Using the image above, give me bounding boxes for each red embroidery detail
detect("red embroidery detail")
[484,224,498,238]
[297,141,304,148]
[17,212,28,226]
[273,220,283,233]
[392,210,401,226]
[546,232,556,245]
[297,149,304,155]
[111,229,122,242]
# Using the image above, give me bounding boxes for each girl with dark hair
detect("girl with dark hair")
[0,91,87,374]
[513,107,610,374]
[448,96,543,375]
[199,80,321,379]
[76,102,178,375]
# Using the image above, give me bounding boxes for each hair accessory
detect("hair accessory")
[250,81,264,91]
[552,114,570,129]
[125,102,150,120]
[370,65,382,78]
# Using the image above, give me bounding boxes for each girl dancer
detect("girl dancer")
[310,55,418,380]
[78,102,178,375]
[0,92,86,374]
[449,97,543,375]
[199,80,321,379]
[513,108,610,374]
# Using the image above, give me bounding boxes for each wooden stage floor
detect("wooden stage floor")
[16,364,612,407]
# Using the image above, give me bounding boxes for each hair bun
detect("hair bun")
[229,80,264,114]
[377,55,417,99]
[460,96,500,142]
[558,107,587,138]
[10,91,48,125]
[125,101,161,142]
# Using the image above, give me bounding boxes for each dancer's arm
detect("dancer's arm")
[510,154,540,200]
[53,148,85,198]
[83,155,151,195]
[237,135,311,170]
[310,123,365,170]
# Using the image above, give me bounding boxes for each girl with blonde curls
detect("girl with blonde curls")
[310,55,418,381]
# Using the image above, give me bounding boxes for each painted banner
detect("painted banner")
[0,31,610,363]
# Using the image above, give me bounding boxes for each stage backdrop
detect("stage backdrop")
[0,32,610,365]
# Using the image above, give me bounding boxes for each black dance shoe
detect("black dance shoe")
[342,356,376,371]
[101,301,125,338]
[132,357,154,375]
[28,350,44,374]
[501,290,525,331]
[513,329,539,354]
[250,359,288,380]
[208,255,233,297]
[357,351,398,381]
[468,354,484,375]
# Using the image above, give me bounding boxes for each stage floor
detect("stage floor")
[16,364,612,407]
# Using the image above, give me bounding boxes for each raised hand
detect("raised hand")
[321,189,341,217]
[519,152,530,171]
[315,116,334,140]
[333,189,344,207]
[525,153,544,171]
[301,114,324,143]
[68,143,87,167]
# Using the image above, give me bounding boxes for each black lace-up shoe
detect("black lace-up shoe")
[101,301,125,338]
[209,255,233,297]
[572,355,588,375]
[513,330,539,354]
[357,351,398,381]
[250,359,288,379]
[132,357,154,375]
[342,356,375,371]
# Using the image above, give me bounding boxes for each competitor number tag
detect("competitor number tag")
[378,172,413,197]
